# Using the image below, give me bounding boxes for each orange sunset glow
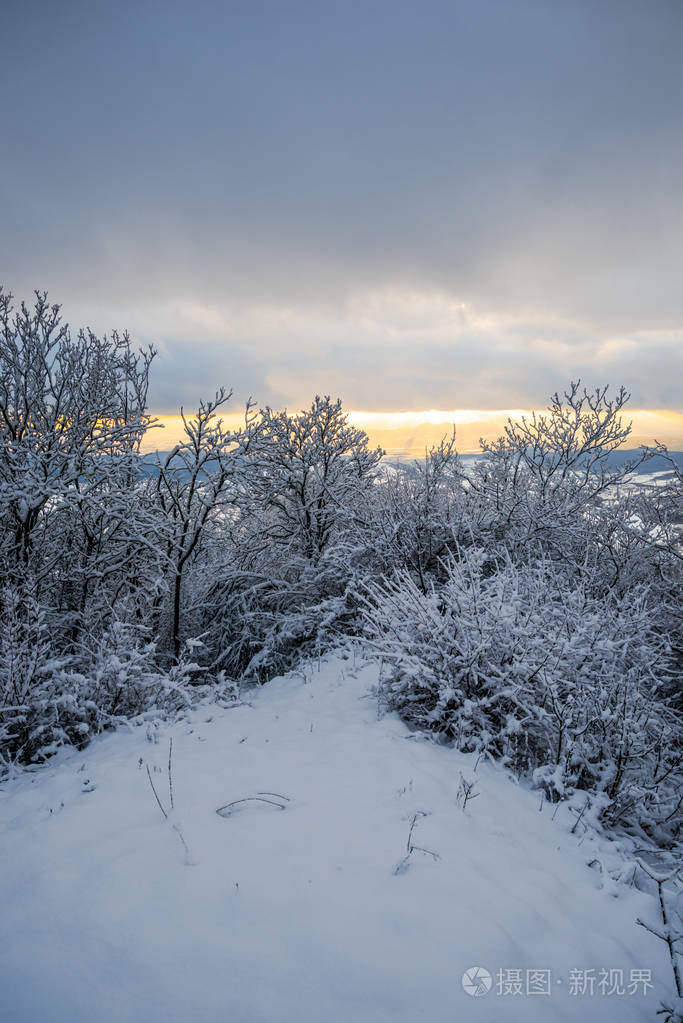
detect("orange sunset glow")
[146,408,683,458]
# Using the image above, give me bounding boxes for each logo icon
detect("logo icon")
[462,966,492,997]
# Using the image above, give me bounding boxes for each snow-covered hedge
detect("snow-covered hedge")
[363,547,681,843]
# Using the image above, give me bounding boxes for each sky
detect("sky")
[2,0,682,447]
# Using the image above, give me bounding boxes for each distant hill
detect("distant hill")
[367,420,683,463]
[140,448,682,482]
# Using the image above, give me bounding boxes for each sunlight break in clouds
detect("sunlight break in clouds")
[145,408,683,458]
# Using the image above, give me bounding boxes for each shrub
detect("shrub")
[363,547,681,842]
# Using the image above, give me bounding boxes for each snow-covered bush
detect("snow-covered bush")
[0,584,66,763]
[363,547,681,841]
[0,604,211,768]
[193,529,361,683]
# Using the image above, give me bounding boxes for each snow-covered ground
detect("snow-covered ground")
[0,654,673,1022]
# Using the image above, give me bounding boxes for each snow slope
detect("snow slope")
[0,654,673,1022]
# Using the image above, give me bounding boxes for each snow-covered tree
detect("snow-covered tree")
[245,395,382,564]
[0,288,155,650]
[0,289,216,763]
[0,289,152,563]
[195,396,383,681]
[360,432,463,590]
[461,382,652,566]
[149,390,255,661]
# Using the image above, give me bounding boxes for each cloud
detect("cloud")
[59,288,680,413]
[1,0,682,412]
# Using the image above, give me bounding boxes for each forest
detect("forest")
[1,288,681,853]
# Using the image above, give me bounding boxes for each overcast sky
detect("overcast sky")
[2,0,682,414]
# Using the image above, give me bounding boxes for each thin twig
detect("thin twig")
[146,764,168,820]
[394,811,440,874]
[571,797,590,835]
[172,822,192,861]
[216,796,288,817]
[168,737,174,812]
[406,811,427,852]
[635,860,683,1001]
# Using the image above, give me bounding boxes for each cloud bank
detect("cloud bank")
[2,0,682,413]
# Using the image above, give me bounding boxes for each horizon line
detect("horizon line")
[142,408,683,455]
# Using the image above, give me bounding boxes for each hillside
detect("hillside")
[0,654,673,1022]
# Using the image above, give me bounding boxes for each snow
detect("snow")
[0,653,673,1022]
